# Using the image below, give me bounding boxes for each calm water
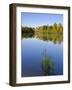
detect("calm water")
[21,38,63,77]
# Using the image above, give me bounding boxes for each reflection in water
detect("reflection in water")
[21,38,63,77]
[21,25,63,76]
[22,32,63,44]
[22,25,63,44]
[36,33,63,44]
[22,27,35,38]
[35,23,63,44]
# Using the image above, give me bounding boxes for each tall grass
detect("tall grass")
[42,48,55,75]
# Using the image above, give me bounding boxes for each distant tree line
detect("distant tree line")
[22,23,63,43]
[22,27,35,38]
[35,23,63,35]
[35,23,63,43]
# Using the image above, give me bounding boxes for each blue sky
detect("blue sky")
[21,12,63,27]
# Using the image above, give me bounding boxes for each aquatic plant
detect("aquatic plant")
[42,48,55,75]
[42,56,54,75]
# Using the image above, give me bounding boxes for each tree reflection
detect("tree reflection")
[22,23,63,44]
[35,23,63,44]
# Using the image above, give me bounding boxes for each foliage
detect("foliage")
[35,23,63,43]
[22,27,35,38]
[42,56,55,75]
[22,23,63,43]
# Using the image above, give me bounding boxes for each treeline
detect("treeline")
[34,23,63,43]
[22,23,63,43]
[22,27,35,38]
[35,23,63,35]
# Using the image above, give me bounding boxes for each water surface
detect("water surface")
[21,38,63,77]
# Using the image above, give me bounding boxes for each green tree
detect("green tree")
[22,27,35,38]
[53,23,57,33]
[57,23,63,34]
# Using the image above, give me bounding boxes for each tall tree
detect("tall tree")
[53,23,57,33]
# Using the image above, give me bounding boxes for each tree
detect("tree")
[53,23,57,29]
[57,23,63,34]
[22,27,35,38]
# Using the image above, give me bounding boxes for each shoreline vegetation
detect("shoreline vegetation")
[22,23,63,43]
